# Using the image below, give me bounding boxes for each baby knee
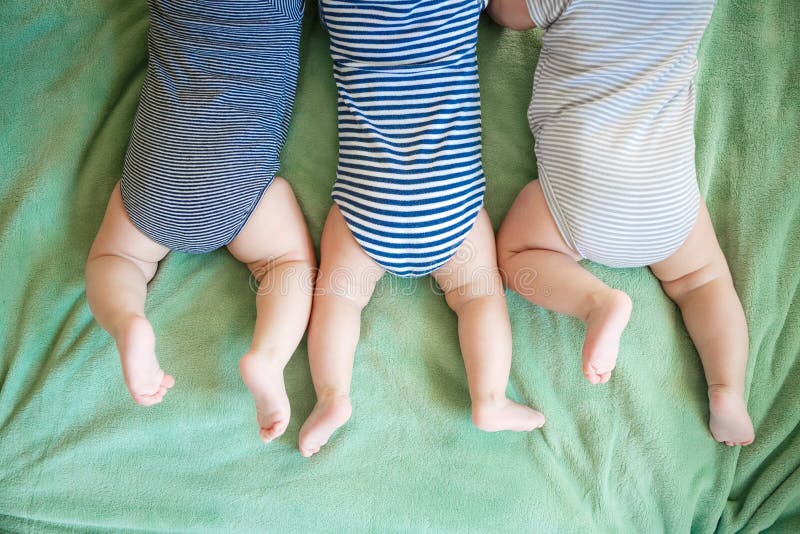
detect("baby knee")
[316,267,378,310]
[660,261,731,303]
[442,276,504,313]
[495,230,515,268]
[247,251,316,285]
[281,245,317,268]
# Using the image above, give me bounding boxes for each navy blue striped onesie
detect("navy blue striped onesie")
[321,0,488,277]
[120,0,303,254]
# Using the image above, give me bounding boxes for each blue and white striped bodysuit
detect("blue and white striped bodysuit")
[120,0,303,254]
[527,0,715,267]
[321,0,488,277]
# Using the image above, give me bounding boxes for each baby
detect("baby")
[488,0,754,445]
[297,0,545,457]
[85,0,314,443]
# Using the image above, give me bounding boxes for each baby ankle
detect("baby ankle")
[708,383,745,398]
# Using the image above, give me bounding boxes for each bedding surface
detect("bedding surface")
[1,1,798,531]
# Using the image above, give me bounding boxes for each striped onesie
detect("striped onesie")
[527,0,715,267]
[120,0,303,254]
[321,0,488,277]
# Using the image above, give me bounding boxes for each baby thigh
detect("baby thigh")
[433,209,512,400]
[496,179,606,319]
[86,182,169,330]
[649,200,748,388]
[306,205,384,396]
[227,177,316,357]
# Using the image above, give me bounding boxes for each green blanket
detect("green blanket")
[1,1,798,531]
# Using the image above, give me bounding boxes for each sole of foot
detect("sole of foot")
[115,315,174,406]
[298,394,352,458]
[582,289,632,384]
[240,351,291,443]
[472,398,546,432]
[709,385,754,446]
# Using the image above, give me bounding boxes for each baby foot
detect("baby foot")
[115,315,175,406]
[298,393,352,457]
[708,385,754,446]
[582,289,632,384]
[239,351,291,443]
[472,398,546,432]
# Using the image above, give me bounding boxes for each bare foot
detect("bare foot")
[582,289,632,384]
[239,351,291,443]
[298,393,352,457]
[114,315,174,406]
[472,398,546,432]
[708,385,754,446]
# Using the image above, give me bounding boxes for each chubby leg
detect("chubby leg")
[86,183,174,406]
[228,177,316,444]
[650,201,754,446]
[434,210,545,431]
[497,180,632,384]
[298,205,384,457]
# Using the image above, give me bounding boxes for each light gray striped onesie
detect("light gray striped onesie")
[526,0,715,268]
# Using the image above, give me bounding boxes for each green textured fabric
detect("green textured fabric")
[1,1,798,531]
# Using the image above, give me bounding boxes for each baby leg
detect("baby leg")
[298,206,384,457]
[227,177,316,444]
[86,183,174,405]
[650,201,754,446]
[434,209,545,431]
[496,180,632,384]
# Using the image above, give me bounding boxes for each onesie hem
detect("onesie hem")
[223,172,278,249]
[118,180,192,254]
[535,163,583,259]
[333,196,486,279]
[636,190,701,268]
[119,171,278,255]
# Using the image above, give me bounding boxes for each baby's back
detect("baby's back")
[529,0,715,266]
[531,0,715,167]
[321,0,489,277]
[120,0,303,253]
